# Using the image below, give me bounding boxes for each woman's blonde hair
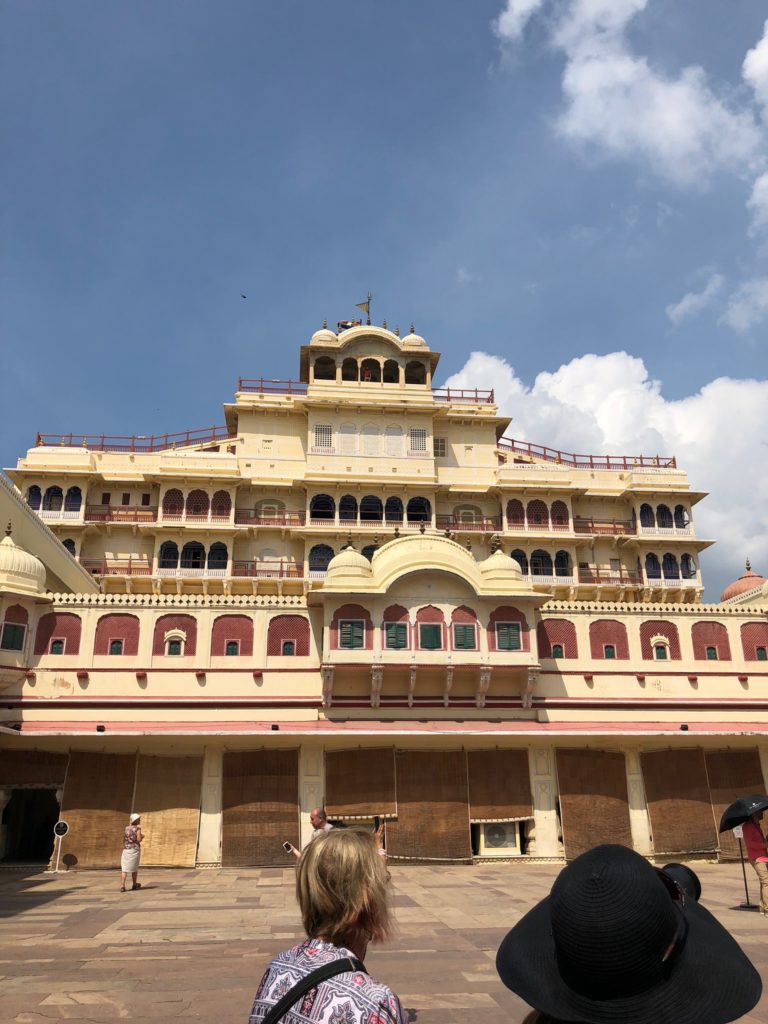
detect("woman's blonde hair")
[296,828,392,950]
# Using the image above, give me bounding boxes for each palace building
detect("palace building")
[0,321,766,869]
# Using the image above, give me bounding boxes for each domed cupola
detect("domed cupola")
[720,560,767,602]
[310,320,339,346]
[401,323,427,348]
[0,522,47,597]
[325,541,373,583]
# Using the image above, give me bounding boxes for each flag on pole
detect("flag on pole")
[356,299,370,316]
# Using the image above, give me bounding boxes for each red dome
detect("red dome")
[720,561,766,602]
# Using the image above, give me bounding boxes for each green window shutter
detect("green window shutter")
[0,624,25,651]
[604,645,616,660]
[419,623,442,650]
[340,620,365,649]
[496,623,521,651]
[385,623,407,649]
[453,624,476,650]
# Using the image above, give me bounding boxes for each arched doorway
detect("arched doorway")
[2,789,59,863]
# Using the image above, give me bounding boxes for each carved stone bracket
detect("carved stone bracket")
[321,664,335,708]
[476,666,492,708]
[523,667,539,709]
[443,666,454,708]
[371,665,384,708]
[408,666,417,708]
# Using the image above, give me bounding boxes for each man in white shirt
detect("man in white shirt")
[288,807,333,858]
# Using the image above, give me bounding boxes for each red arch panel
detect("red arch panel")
[537,619,578,659]
[639,620,681,660]
[691,621,731,661]
[35,612,82,655]
[267,615,310,656]
[741,622,768,660]
[152,614,197,656]
[94,614,140,656]
[487,606,530,652]
[589,620,629,660]
[212,615,254,657]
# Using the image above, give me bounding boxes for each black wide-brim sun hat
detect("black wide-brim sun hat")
[496,844,761,1024]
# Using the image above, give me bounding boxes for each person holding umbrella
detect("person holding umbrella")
[742,809,768,915]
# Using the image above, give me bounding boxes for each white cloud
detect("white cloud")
[493,0,546,43]
[747,172,768,235]
[444,350,768,598]
[743,19,768,115]
[721,276,768,332]
[456,266,478,285]
[665,273,724,325]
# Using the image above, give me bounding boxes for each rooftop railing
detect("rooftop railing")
[497,437,676,470]
[85,505,159,523]
[80,558,153,577]
[573,516,635,536]
[433,387,495,404]
[237,378,308,395]
[234,509,306,527]
[36,427,236,453]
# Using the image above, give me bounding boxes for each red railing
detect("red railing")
[234,509,306,527]
[436,515,502,532]
[231,560,304,578]
[433,387,495,404]
[497,437,676,470]
[237,378,308,395]
[577,568,642,585]
[85,505,158,523]
[80,558,153,577]
[36,427,235,454]
[573,517,634,536]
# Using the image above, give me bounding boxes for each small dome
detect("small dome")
[479,548,524,582]
[401,324,426,348]
[721,560,766,602]
[325,545,373,580]
[310,324,338,345]
[0,524,47,597]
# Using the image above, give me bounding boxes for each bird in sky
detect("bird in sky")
[240,293,247,299]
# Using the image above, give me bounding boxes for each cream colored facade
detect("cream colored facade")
[0,323,766,868]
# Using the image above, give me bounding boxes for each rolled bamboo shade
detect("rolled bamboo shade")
[59,751,136,868]
[705,749,765,861]
[133,755,203,867]
[222,749,299,866]
[556,749,633,860]
[386,750,471,861]
[641,748,717,855]
[325,748,397,819]
[467,749,532,821]
[0,749,68,786]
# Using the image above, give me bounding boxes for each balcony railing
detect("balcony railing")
[577,568,642,585]
[645,571,699,586]
[156,565,228,578]
[159,511,232,524]
[234,509,306,527]
[506,518,571,532]
[528,573,575,586]
[573,517,634,536]
[436,515,502,532]
[37,507,83,521]
[85,505,159,523]
[498,437,676,470]
[232,559,304,578]
[638,525,692,536]
[36,426,235,453]
[80,558,153,577]
[433,387,495,404]
[237,378,308,395]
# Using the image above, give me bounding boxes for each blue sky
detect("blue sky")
[2,0,767,597]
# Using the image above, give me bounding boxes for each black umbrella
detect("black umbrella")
[718,794,768,833]
[718,794,768,910]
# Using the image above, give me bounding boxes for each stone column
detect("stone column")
[299,743,324,848]
[528,746,561,857]
[625,747,653,855]
[196,747,223,866]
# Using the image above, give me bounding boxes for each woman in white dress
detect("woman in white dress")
[120,813,144,892]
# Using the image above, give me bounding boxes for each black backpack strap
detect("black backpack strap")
[261,955,366,1024]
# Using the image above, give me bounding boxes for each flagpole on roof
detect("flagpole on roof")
[356,292,372,325]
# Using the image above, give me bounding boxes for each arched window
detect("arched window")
[360,358,381,382]
[162,488,183,517]
[674,505,688,529]
[339,495,358,522]
[383,604,409,650]
[207,543,228,570]
[186,489,209,518]
[530,549,553,576]
[511,549,529,575]
[212,615,254,657]
[385,496,403,523]
[662,553,679,579]
[551,501,569,529]
[645,553,661,579]
[383,359,399,383]
[681,553,697,579]
[255,498,285,520]
[537,619,578,659]
[1,605,28,652]
[158,540,179,569]
[309,494,335,521]
[454,504,481,524]
[405,361,426,385]
[34,612,82,655]
[740,623,768,661]
[452,606,478,651]
[341,357,357,381]
[526,500,549,528]
[109,639,124,656]
[488,606,530,652]
[43,486,63,512]
[180,542,205,569]
[654,643,668,660]
[64,486,82,511]
[640,621,680,660]
[27,486,41,510]
[333,604,373,650]
[62,538,76,556]
[308,544,334,572]
[211,490,231,519]
[415,606,444,650]
[406,497,431,523]
[361,544,378,561]
[552,644,564,658]
[361,424,380,456]
[153,614,196,656]
[167,637,183,656]
[656,504,673,529]
[339,423,357,455]
[506,499,524,527]
[384,425,403,457]
[360,496,383,522]
[554,550,572,576]
[639,503,655,527]
[706,646,718,660]
[314,356,336,380]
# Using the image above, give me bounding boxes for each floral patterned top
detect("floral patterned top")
[123,824,141,850]
[248,938,406,1024]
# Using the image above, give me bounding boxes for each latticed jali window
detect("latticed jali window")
[409,428,427,453]
[314,424,333,448]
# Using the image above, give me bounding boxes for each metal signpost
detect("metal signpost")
[52,820,69,873]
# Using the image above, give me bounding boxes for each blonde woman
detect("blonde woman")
[120,813,143,893]
[249,828,405,1024]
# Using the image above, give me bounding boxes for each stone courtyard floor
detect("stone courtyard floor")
[1,860,767,1024]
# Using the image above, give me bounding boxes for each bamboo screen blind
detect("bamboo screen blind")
[386,750,472,861]
[133,755,203,867]
[467,749,533,821]
[641,749,718,855]
[221,749,299,866]
[0,749,68,785]
[556,749,633,860]
[59,752,136,868]
[325,748,397,819]
[705,749,765,860]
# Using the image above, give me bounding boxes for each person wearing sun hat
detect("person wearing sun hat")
[120,813,144,893]
[496,844,761,1024]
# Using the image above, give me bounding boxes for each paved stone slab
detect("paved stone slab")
[0,861,766,1023]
